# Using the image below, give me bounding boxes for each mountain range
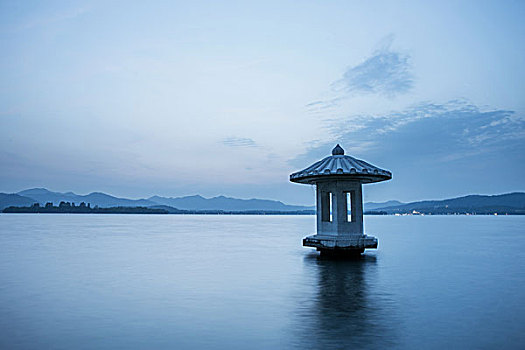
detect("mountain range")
[1,188,524,214]
[0,188,314,212]
[363,200,404,211]
[369,193,525,214]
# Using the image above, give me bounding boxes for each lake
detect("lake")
[0,214,524,349]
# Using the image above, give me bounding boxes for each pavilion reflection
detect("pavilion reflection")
[292,253,398,349]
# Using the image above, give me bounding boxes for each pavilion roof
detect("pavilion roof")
[289,144,392,184]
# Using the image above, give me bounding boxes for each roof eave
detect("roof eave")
[289,173,392,185]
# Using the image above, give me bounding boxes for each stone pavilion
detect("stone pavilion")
[290,144,392,256]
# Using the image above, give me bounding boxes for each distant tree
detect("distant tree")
[45,202,53,208]
[32,203,40,208]
[87,203,91,209]
[79,202,86,208]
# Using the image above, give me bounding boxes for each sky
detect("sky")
[1,0,524,205]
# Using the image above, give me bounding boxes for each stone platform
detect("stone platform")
[303,234,378,256]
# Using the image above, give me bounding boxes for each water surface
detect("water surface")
[0,214,523,349]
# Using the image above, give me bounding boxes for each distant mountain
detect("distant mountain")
[364,200,404,211]
[3,188,313,212]
[148,205,189,214]
[0,193,37,210]
[3,188,524,215]
[372,193,525,214]
[79,192,156,208]
[16,188,157,208]
[148,205,315,215]
[148,195,314,211]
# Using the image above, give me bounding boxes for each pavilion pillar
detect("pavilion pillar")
[316,181,365,237]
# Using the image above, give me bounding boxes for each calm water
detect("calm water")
[0,214,524,349]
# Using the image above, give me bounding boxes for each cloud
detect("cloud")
[292,100,525,166]
[306,36,414,113]
[333,43,413,97]
[221,137,257,148]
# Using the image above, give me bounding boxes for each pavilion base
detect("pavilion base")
[303,234,378,257]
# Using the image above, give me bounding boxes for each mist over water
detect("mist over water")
[0,214,523,349]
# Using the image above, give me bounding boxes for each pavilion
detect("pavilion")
[290,144,392,256]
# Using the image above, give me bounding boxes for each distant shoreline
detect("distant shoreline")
[1,205,315,215]
[2,206,523,216]
[3,189,524,215]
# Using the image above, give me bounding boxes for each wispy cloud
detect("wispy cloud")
[221,137,257,148]
[292,100,525,167]
[334,48,413,97]
[306,36,413,113]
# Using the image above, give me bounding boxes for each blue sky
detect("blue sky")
[1,0,524,205]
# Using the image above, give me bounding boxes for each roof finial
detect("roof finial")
[332,144,344,155]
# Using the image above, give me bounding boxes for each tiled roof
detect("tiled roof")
[290,144,392,184]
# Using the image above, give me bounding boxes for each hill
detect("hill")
[3,188,524,214]
[16,188,157,208]
[373,193,525,214]
[364,200,404,211]
[148,194,313,211]
[2,188,313,212]
[0,193,37,210]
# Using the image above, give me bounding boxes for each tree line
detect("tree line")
[3,202,169,214]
